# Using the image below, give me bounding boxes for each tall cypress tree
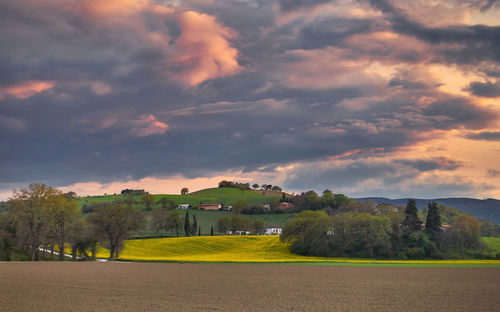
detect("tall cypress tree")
[210,225,214,236]
[184,211,191,237]
[191,214,198,236]
[425,202,441,242]
[198,226,201,236]
[402,199,422,232]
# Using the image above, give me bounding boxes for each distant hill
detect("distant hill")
[77,187,280,211]
[356,197,500,224]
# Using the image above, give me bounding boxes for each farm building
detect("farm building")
[229,230,251,235]
[264,226,282,235]
[220,205,232,211]
[177,204,192,210]
[198,204,221,210]
[275,202,295,211]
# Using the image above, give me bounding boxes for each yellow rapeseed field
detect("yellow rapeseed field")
[96,235,500,265]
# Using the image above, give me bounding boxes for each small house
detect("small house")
[198,204,221,210]
[177,204,192,210]
[264,226,282,235]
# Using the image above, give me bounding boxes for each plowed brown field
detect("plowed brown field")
[0,262,499,311]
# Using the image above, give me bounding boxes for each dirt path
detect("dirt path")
[0,262,499,311]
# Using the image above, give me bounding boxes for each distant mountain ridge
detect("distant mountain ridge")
[356,197,500,224]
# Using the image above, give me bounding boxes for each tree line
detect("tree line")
[281,199,496,259]
[218,180,283,192]
[0,183,143,261]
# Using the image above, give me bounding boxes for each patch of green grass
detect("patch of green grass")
[482,237,500,253]
[135,209,293,237]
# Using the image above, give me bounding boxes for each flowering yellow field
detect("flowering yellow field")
[96,236,500,265]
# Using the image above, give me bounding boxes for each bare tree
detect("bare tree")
[152,208,168,237]
[88,203,143,260]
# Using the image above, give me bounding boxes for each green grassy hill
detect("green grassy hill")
[77,187,292,237]
[77,187,278,210]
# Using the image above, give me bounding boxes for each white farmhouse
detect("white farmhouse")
[264,226,282,235]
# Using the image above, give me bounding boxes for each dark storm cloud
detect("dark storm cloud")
[297,17,372,49]
[367,0,500,64]
[278,0,331,12]
[467,81,500,97]
[466,131,500,141]
[395,157,464,172]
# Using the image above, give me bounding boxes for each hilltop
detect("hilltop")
[357,197,500,223]
[78,187,282,210]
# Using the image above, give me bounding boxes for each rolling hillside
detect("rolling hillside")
[77,187,292,237]
[357,197,500,223]
[78,187,279,210]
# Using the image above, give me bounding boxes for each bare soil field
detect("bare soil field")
[0,262,499,311]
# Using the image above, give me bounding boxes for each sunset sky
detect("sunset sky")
[1,0,500,200]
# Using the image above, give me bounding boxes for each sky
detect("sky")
[1,0,500,200]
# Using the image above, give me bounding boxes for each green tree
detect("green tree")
[252,219,265,235]
[181,188,189,195]
[8,183,58,261]
[191,214,198,236]
[184,211,191,237]
[402,199,422,233]
[451,214,482,254]
[88,203,143,260]
[142,193,154,210]
[158,196,176,209]
[425,202,441,242]
[217,216,231,234]
[51,193,80,261]
[331,212,392,258]
[0,213,17,261]
[281,210,333,256]
[332,194,352,209]
[232,199,247,215]
[322,189,334,208]
[210,225,214,236]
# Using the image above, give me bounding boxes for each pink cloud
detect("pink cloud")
[91,82,111,95]
[83,0,150,17]
[130,114,168,137]
[173,11,243,86]
[0,80,55,100]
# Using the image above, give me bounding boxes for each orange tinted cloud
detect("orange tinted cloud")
[130,114,168,137]
[84,0,150,17]
[173,11,242,86]
[0,81,55,100]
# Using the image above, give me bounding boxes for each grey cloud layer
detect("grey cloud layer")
[0,0,498,196]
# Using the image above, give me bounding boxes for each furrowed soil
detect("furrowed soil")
[0,262,499,311]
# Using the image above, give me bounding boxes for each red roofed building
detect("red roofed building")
[198,204,221,210]
[275,202,295,211]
